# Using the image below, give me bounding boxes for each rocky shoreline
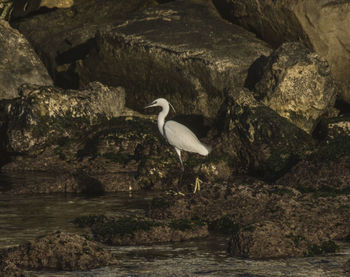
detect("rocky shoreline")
[1,0,350,275]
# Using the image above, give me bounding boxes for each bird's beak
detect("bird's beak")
[144,104,153,109]
[144,101,156,109]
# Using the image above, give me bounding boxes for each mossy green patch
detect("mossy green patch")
[73,215,108,228]
[103,152,133,164]
[91,216,159,238]
[210,215,239,235]
[296,185,350,198]
[311,135,350,162]
[306,240,339,256]
[169,218,205,231]
[150,197,170,209]
[286,234,305,247]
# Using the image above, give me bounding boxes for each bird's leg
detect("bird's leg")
[175,148,185,193]
[193,163,203,194]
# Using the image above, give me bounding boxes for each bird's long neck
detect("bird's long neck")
[157,102,169,137]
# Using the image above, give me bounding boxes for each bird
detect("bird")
[144,98,211,193]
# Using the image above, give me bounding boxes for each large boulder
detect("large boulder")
[254,42,337,134]
[215,87,313,181]
[213,0,350,104]
[0,20,52,100]
[11,0,159,88]
[77,0,272,118]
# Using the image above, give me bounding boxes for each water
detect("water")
[0,173,349,276]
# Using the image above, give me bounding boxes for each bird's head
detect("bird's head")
[144,98,176,112]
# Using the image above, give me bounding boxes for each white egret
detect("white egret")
[144,98,211,193]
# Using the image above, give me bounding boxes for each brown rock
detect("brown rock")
[0,231,117,275]
[254,42,337,134]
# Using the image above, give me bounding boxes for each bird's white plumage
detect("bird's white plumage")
[164,120,209,156]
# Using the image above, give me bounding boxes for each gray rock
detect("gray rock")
[11,0,159,88]
[0,20,52,100]
[213,0,350,104]
[216,87,313,181]
[77,0,272,118]
[254,42,337,134]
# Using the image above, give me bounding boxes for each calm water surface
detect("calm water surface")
[0,172,349,277]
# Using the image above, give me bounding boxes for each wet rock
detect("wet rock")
[0,20,52,100]
[0,231,117,275]
[216,87,313,181]
[12,0,159,88]
[344,259,350,274]
[213,0,350,104]
[228,221,339,258]
[277,116,350,192]
[148,177,350,258]
[78,0,272,118]
[254,42,337,134]
[229,221,303,258]
[74,215,208,245]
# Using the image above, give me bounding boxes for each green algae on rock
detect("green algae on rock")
[74,215,208,246]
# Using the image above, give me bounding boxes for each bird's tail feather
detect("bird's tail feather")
[202,142,212,155]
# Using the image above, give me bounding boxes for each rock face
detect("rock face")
[216,87,313,181]
[0,231,117,275]
[0,20,52,100]
[213,0,350,104]
[78,0,272,118]
[3,82,125,154]
[254,42,337,134]
[12,0,159,88]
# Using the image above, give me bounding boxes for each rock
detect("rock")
[277,115,350,192]
[74,215,208,245]
[0,0,13,21]
[254,42,337,134]
[229,221,304,258]
[0,20,53,100]
[216,87,313,181]
[40,0,74,9]
[2,82,125,154]
[0,231,117,275]
[11,0,159,88]
[77,0,272,118]
[325,116,350,141]
[213,0,350,104]
[344,259,350,274]
[228,220,339,258]
[148,176,350,258]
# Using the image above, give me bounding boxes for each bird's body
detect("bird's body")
[145,98,211,182]
[164,120,210,156]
